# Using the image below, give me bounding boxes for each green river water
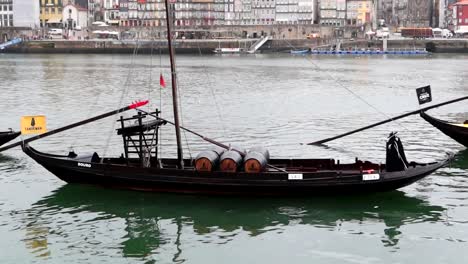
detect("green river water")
[0,53,467,263]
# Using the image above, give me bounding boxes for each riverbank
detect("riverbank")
[2,39,325,54]
[2,38,468,54]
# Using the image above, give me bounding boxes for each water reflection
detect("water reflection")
[0,154,26,173]
[452,149,468,170]
[21,185,445,259]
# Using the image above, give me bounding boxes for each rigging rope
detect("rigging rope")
[69,65,104,151]
[172,40,193,160]
[159,44,164,160]
[103,36,141,156]
[148,32,155,113]
[196,41,228,141]
[283,38,409,133]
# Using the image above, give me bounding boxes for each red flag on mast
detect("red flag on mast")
[159,73,166,88]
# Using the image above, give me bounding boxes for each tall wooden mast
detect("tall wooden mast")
[164,0,184,169]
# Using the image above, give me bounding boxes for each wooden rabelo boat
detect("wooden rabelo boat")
[0,130,20,146]
[421,111,468,147]
[11,0,450,196]
[20,107,450,195]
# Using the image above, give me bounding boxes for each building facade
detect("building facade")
[0,0,13,27]
[320,0,346,26]
[88,0,104,23]
[0,0,40,29]
[103,0,119,25]
[454,0,468,32]
[112,0,317,27]
[12,0,40,28]
[276,0,316,25]
[346,0,372,26]
[40,0,63,27]
[63,4,88,29]
[378,0,435,27]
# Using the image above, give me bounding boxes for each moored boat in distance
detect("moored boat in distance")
[0,129,20,146]
[307,48,428,55]
[421,111,468,147]
[213,47,246,54]
[290,49,310,55]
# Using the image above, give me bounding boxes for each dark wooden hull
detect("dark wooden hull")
[420,111,468,147]
[0,131,20,146]
[23,144,449,196]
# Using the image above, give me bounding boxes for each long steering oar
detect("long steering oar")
[0,100,149,153]
[136,108,289,173]
[307,96,468,145]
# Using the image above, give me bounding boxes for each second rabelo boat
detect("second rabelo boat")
[421,111,468,148]
[0,129,20,146]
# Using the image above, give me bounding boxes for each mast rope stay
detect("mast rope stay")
[69,67,105,152]
[103,35,141,156]
[173,62,193,160]
[283,38,409,133]
[196,41,228,140]
[158,41,164,162]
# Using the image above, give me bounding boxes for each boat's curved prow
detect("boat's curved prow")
[420,111,468,147]
[0,131,21,146]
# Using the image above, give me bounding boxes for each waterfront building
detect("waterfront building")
[251,0,275,25]
[276,0,316,25]
[346,0,372,26]
[118,0,227,28]
[0,0,39,29]
[63,4,88,29]
[407,0,433,27]
[119,0,158,27]
[111,0,320,28]
[320,0,346,26]
[39,0,63,28]
[377,0,435,28]
[224,0,235,25]
[12,0,41,28]
[446,2,457,30]
[88,0,104,23]
[103,0,119,25]
[454,0,468,33]
[0,0,13,27]
[235,0,253,25]
[439,0,447,27]
[63,0,89,7]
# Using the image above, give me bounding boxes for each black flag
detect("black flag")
[416,86,432,105]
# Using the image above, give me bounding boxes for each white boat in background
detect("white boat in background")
[213,47,245,54]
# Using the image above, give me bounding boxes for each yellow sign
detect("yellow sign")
[21,115,47,135]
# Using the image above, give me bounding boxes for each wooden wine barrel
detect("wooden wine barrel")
[244,147,270,173]
[220,150,243,172]
[195,150,221,172]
